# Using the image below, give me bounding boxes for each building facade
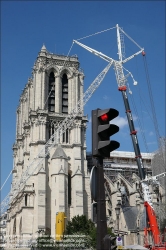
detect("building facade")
[104,151,153,246]
[6,45,91,246]
[88,150,165,246]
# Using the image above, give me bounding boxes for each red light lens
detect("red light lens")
[100,113,108,121]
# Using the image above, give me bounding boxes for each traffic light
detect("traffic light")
[103,235,117,249]
[110,236,117,250]
[91,202,97,223]
[92,108,120,158]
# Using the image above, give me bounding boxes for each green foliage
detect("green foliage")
[65,214,95,235]
[88,226,97,249]
[63,215,95,249]
[64,215,115,249]
[87,226,115,249]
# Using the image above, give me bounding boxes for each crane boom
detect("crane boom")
[73,40,115,64]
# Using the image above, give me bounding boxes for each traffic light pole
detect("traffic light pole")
[92,108,120,249]
[93,157,108,250]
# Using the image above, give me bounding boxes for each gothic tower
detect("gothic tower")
[6,45,91,242]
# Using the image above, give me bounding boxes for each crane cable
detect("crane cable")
[130,93,150,153]
[0,170,12,191]
[76,26,116,41]
[142,55,165,167]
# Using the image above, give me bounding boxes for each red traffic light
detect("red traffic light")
[100,113,109,122]
[98,108,119,124]
[92,108,120,158]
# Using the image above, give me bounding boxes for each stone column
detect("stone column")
[20,100,23,135]
[75,74,78,112]
[55,75,61,113]
[68,77,72,113]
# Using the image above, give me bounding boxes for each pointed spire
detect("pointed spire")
[41,44,47,52]
[51,145,68,160]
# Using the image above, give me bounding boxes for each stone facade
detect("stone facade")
[6,45,91,247]
[88,151,165,246]
[104,151,165,246]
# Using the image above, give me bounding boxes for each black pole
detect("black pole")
[94,157,107,250]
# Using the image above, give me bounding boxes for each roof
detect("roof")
[122,206,138,230]
[51,145,68,160]
[122,206,146,231]
[110,151,153,159]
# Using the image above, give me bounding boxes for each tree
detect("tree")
[64,215,115,249]
[63,215,95,249]
[65,215,95,235]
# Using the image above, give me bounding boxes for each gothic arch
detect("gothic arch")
[46,66,60,76]
[60,67,72,79]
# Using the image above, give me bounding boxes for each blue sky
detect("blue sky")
[1,1,165,203]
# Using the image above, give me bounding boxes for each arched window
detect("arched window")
[49,121,54,141]
[62,129,69,143]
[25,194,28,206]
[48,72,55,112]
[62,73,68,113]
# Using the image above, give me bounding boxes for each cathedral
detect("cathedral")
[6,45,91,242]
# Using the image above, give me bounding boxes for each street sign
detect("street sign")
[90,166,97,201]
[116,236,123,246]
[116,236,123,250]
